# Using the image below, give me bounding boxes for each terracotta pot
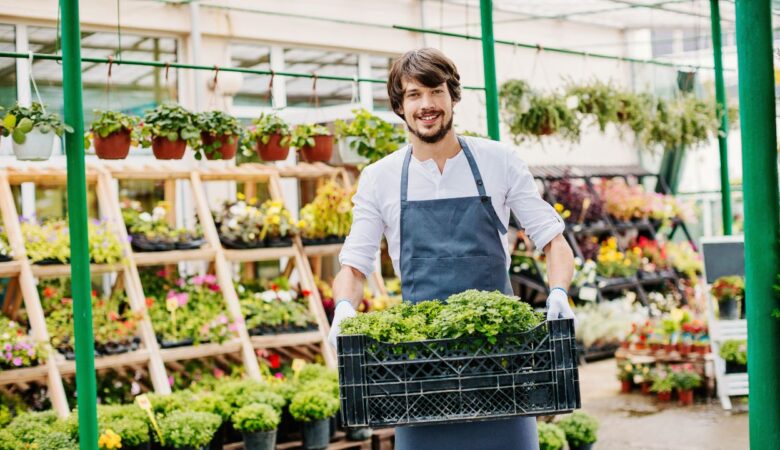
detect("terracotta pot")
[664,343,676,354]
[650,343,662,353]
[201,132,238,160]
[256,133,291,161]
[93,129,131,160]
[678,343,692,357]
[620,379,632,394]
[300,134,334,163]
[620,341,630,349]
[641,381,652,395]
[657,391,672,402]
[678,389,694,406]
[634,342,646,351]
[152,136,187,160]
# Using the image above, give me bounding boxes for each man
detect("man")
[329,48,576,450]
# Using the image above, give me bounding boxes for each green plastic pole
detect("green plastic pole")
[734,0,780,448]
[60,1,99,448]
[709,0,733,235]
[479,0,500,141]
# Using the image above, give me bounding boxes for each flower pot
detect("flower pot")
[94,129,132,160]
[657,391,672,402]
[338,137,368,165]
[641,381,652,395]
[242,430,276,450]
[12,129,55,161]
[718,297,740,320]
[152,136,187,160]
[678,343,692,357]
[256,133,290,161]
[0,254,13,263]
[649,343,662,353]
[265,236,293,248]
[634,342,646,351]
[300,135,334,163]
[569,443,595,450]
[664,343,676,354]
[302,419,331,450]
[175,238,205,250]
[725,361,748,374]
[678,389,694,406]
[620,379,632,393]
[201,133,238,160]
[130,234,176,252]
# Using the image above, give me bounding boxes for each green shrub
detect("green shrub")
[673,370,702,390]
[298,364,339,386]
[158,410,221,448]
[232,403,280,433]
[289,389,339,422]
[719,339,747,365]
[148,391,196,415]
[0,429,18,450]
[650,370,676,393]
[0,405,11,428]
[7,410,61,444]
[237,390,286,413]
[537,422,566,450]
[557,411,598,447]
[191,391,232,421]
[100,404,150,447]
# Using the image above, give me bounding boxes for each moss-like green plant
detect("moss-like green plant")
[158,410,221,448]
[289,389,339,422]
[232,403,280,433]
[537,422,566,450]
[557,411,598,447]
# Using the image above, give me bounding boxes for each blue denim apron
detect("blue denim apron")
[395,137,539,450]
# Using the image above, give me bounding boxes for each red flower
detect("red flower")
[270,283,279,292]
[145,297,154,308]
[301,289,312,297]
[108,311,120,321]
[43,287,56,298]
[268,353,280,369]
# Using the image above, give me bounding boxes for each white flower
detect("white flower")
[152,206,167,221]
[566,95,580,110]
[139,212,152,222]
[260,291,277,302]
[277,291,292,302]
[227,219,239,229]
[519,96,531,114]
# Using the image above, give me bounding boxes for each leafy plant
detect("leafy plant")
[537,422,566,450]
[237,279,316,332]
[85,110,141,149]
[232,403,280,433]
[298,181,354,240]
[1,102,72,144]
[650,368,675,393]
[66,404,149,448]
[246,112,292,145]
[557,411,598,447]
[158,410,221,448]
[289,123,330,149]
[289,389,339,422]
[193,110,245,160]
[566,79,620,132]
[335,109,406,163]
[672,365,702,390]
[122,200,202,246]
[0,316,47,370]
[21,218,125,264]
[140,103,200,148]
[596,237,640,278]
[710,276,745,301]
[719,339,747,365]
[499,79,580,143]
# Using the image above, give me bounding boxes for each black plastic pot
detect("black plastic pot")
[131,234,176,252]
[0,254,12,263]
[35,257,67,265]
[718,297,741,320]
[218,235,266,250]
[725,361,747,374]
[345,427,372,441]
[265,236,293,248]
[302,419,331,450]
[301,237,328,246]
[157,336,195,349]
[175,238,205,250]
[124,442,152,450]
[242,430,276,450]
[570,443,595,450]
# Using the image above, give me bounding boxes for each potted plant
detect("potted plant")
[2,102,72,161]
[158,410,221,450]
[260,200,297,246]
[291,123,333,163]
[0,316,47,370]
[65,404,150,450]
[140,103,200,160]
[334,109,405,164]
[596,237,640,281]
[557,411,599,450]
[194,110,243,160]
[710,275,744,320]
[566,79,620,132]
[0,231,12,262]
[289,389,339,450]
[536,422,566,450]
[122,200,204,251]
[499,79,580,143]
[616,361,634,393]
[232,403,280,450]
[85,110,140,160]
[719,339,747,373]
[650,368,675,402]
[298,181,354,245]
[247,113,292,161]
[672,365,701,406]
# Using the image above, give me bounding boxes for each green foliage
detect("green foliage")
[537,422,567,450]
[7,410,62,445]
[557,411,599,446]
[0,405,10,428]
[673,369,702,390]
[158,410,221,448]
[232,403,280,433]
[191,391,232,421]
[0,429,17,450]
[650,369,676,393]
[289,123,330,149]
[298,181,354,240]
[66,404,150,447]
[140,103,200,148]
[148,391,196,415]
[122,200,203,244]
[566,79,620,132]
[0,316,47,370]
[297,364,339,387]
[193,110,245,160]
[247,112,292,146]
[289,389,339,422]
[1,102,72,144]
[214,379,285,417]
[86,109,141,149]
[719,339,747,365]
[499,79,580,144]
[334,109,406,163]
[21,218,124,264]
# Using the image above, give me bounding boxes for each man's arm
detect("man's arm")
[544,234,575,291]
[332,265,367,309]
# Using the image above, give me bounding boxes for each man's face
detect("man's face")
[399,78,455,144]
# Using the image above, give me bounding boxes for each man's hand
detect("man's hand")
[546,288,577,328]
[328,300,357,349]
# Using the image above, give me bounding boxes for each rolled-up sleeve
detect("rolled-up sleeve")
[505,149,564,250]
[339,164,384,277]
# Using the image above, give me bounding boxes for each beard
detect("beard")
[407,113,454,144]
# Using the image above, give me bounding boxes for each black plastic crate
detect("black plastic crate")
[337,318,580,428]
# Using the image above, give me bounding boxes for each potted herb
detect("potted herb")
[557,411,599,450]
[86,110,140,160]
[710,275,744,320]
[289,389,339,450]
[158,410,221,450]
[334,108,405,164]
[247,113,292,161]
[140,103,200,160]
[650,369,675,402]
[672,365,701,406]
[194,110,243,160]
[291,123,333,163]
[719,339,747,373]
[232,403,280,450]
[537,422,566,450]
[2,102,72,161]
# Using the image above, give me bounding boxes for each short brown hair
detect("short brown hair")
[387,48,461,119]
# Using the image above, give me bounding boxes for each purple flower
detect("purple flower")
[3,344,11,351]
[12,357,22,366]
[27,349,35,357]
[168,375,174,386]
[126,235,133,243]
[175,278,185,287]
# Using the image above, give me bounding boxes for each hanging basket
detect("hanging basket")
[201,133,238,160]
[256,133,291,161]
[13,129,55,161]
[338,137,368,165]
[152,136,187,160]
[300,135,334,163]
[94,130,132,160]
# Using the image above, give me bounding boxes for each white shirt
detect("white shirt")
[339,136,565,277]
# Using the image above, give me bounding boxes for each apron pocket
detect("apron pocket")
[408,255,505,302]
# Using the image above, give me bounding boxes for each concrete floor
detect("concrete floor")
[578,359,749,450]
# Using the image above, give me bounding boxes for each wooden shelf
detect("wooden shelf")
[222,246,296,262]
[159,339,243,363]
[302,243,344,257]
[0,260,21,277]
[133,247,216,266]
[58,348,150,376]
[250,331,322,348]
[30,262,124,278]
[0,364,49,385]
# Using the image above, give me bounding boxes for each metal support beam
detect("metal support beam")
[479,0,500,140]
[60,1,98,449]
[710,0,733,235]
[734,1,780,448]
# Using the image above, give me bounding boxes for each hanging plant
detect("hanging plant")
[290,123,333,163]
[193,110,245,160]
[85,110,141,160]
[499,79,580,143]
[334,109,406,164]
[565,79,620,132]
[246,113,293,162]
[140,103,200,160]
[615,91,652,136]
[1,102,72,161]
[676,95,718,148]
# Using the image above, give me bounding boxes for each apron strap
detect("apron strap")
[401,144,413,203]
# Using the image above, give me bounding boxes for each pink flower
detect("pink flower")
[12,357,22,366]
[217,314,228,325]
[192,275,205,286]
[228,323,238,332]
[208,284,220,292]
[168,376,174,386]
[177,293,189,307]
[274,372,284,379]
[213,368,225,378]
[175,278,185,287]
[204,274,217,284]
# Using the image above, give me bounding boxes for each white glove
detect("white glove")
[546,288,577,328]
[328,300,357,349]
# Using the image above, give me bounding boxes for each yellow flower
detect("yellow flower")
[237,192,245,200]
[624,363,633,372]
[249,197,258,205]
[99,429,122,449]
[297,220,307,229]
[554,203,564,213]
